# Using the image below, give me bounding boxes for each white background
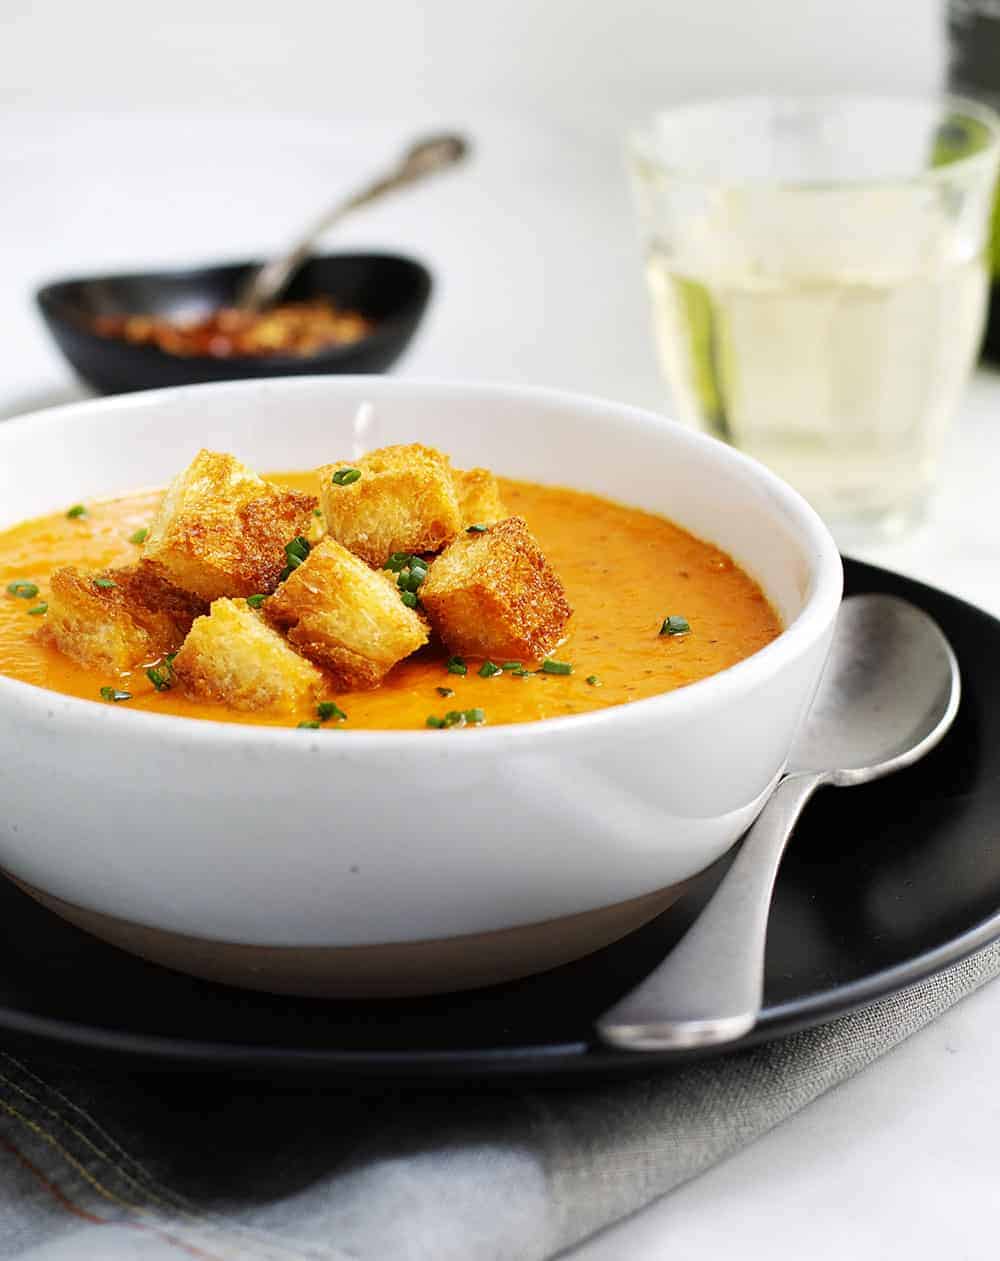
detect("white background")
[4,1,1000,1258]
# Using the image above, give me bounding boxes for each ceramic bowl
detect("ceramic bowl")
[36,253,432,395]
[0,379,842,996]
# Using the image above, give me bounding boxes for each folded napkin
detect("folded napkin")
[0,940,997,1261]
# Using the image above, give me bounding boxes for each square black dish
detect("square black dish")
[0,557,997,1078]
[36,253,432,395]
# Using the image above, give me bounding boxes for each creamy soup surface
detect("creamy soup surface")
[0,474,782,729]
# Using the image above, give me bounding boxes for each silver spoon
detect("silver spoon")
[596,593,961,1052]
[236,133,469,313]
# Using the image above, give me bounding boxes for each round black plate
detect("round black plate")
[3,559,998,1077]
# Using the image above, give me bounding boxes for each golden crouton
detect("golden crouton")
[319,443,461,567]
[453,467,506,527]
[43,564,206,674]
[420,517,572,660]
[172,598,323,712]
[266,537,428,689]
[143,450,317,601]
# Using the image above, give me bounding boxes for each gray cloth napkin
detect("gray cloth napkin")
[0,940,998,1261]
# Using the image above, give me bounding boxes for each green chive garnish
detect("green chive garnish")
[465,707,486,725]
[6,581,39,599]
[384,552,410,572]
[279,535,311,581]
[446,655,468,676]
[510,667,535,677]
[586,674,601,686]
[99,686,132,703]
[479,660,502,678]
[659,615,691,636]
[436,686,454,697]
[93,578,117,590]
[501,661,521,671]
[466,523,489,534]
[27,602,48,616]
[541,659,572,675]
[427,708,487,729]
[401,591,419,609]
[297,720,321,729]
[312,508,323,518]
[317,701,347,722]
[246,594,267,609]
[129,527,148,545]
[66,504,87,519]
[331,468,361,486]
[146,667,168,691]
[426,715,446,728]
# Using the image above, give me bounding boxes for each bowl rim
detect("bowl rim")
[0,376,843,752]
[34,251,434,368]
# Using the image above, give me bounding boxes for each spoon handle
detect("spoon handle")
[595,771,823,1052]
[237,133,468,313]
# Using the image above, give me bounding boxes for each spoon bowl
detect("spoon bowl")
[597,593,961,1051]
[36,252,432,395]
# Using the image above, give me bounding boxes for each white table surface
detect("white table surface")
[2,112,998,1258]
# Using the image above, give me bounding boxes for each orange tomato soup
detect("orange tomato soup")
[0,474,781,729]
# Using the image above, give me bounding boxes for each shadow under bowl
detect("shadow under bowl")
[35,252,433,395]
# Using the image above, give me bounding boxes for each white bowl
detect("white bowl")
[0,379,842,995]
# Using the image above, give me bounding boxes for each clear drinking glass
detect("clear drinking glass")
[628,96,1000,539]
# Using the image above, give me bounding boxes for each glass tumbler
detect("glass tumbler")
[628,95,1000,538]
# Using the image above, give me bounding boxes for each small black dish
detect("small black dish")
[36,252,433,395]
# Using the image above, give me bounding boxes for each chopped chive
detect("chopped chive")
[510,667,535,677]
[384,551,411,572]
[146,666,168,691]
[99,686,132,703]
[27,602,48,616]
[501,661,522,671]
[443,710,466,727]
[478,660,503,678]
[93,577,117,590]
[400,590,419,609]
[297,720,321,729]
[164,651,177,668]
[6,580,39,599]
[128,527,149,545]
[541,658,572,675]
[436,686,455,697]
[659,615,691,636]
[317,701,347,722]
[66,504,87,519]
[426,715,446,728]
[312,508,323,518]
[466,523,489,534]
[446,655,468,676]
[465,707,486,725]
[246,594,267,609]
[586,674,601,686]
[279,535,312,581]
[331,468,362,486]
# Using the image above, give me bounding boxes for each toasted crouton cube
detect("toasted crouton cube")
[453,467,506,527]
[266,537,428,689]
[420,517,572,660]
[143,450,317,601]
[42,564,206,673]
[319,444,461,567]
[172,598,323,712]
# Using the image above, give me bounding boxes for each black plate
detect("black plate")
[35,252,432,395]
[2,558,998,1078]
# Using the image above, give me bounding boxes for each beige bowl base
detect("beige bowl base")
[9,874,691,998]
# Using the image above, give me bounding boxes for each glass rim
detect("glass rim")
[626,92,1000,193]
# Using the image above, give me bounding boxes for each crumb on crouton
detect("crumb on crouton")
[420,516,572,661]
[42,563,206,674]
[142,449,317,601]
[266,537,428,689]
[319,443,461,567]
[172,597,323,712]
[453,467,506,528]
